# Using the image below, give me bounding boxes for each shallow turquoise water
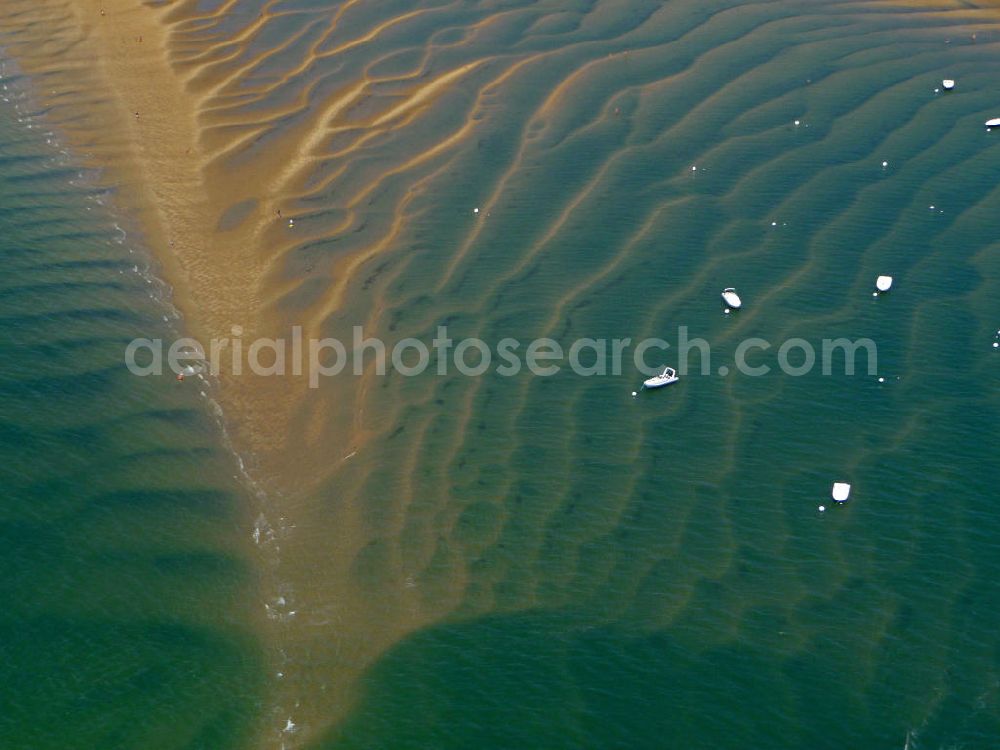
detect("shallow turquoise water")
[4,1,1000,748]
[0,66,264,749]
[295,2,1000,747]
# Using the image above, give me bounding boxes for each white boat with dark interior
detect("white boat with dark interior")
[643,366,678,389]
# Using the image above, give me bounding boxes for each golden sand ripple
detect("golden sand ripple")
[4,0,1000,746]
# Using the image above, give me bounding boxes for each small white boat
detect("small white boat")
[832,482,851,503]
[942,79,955,91]
[875,275,893,293]
[721,287,742,309]
[643,366,678,389]
[987,118,1000,129]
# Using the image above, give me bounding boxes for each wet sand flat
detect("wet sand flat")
[3,1,1000,748]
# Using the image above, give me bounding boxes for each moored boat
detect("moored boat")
[832,483,851,503]
[721,287,742,309]
[643,366,678,389]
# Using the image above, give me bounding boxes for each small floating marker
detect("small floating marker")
[288,219,295,227]
[631,391,638,397]
[878,377,885,383]
[691,165,697,171]
[929,205,935,210]
[875,275,893,293]
[473,207,479,214]
[942,79,955,90]
[993,342,998,348]
[818,505,826,512]
[881,160,889,169]
[832,482,851,503]
[794,119,801,126]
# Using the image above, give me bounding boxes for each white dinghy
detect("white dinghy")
[721,287,742,310]
[643,366,678,389]
[832,483,852,503]
[987,118,1000,129]
[875,275,893,293]
[942,79,955,91]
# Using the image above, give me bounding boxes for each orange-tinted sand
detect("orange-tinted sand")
[2,0,994,482]
[4,0,1000,746]
[0,2,523,742]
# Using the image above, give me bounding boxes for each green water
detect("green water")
[5,1,1000,748]
[298,1,1000,747]
[0,68,264,748]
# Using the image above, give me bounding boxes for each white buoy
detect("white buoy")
[794,119,800,126]
[473,207,479,214]
[691,165,697,172]
[818,505,826,512]
[942,79,955,91]
[993,342,998,349]
[881,160,888,168]
[876,275,893,293]
[832,483,851,503]
[878,377,885,383]
[631,391,638,396]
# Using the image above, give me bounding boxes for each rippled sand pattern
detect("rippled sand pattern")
[0,80,264,747]
[4,0,1000,747]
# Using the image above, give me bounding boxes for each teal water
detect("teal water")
[0,65,264,748]
[4,1,1000,749]
[287,2,1000,747]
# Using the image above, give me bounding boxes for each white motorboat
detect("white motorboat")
[942,79,955,91]
[987,118,1000,129]
[875,275,893,293]
[721,287,742,309]
[832,483,851,503]
[643,366,678,389]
